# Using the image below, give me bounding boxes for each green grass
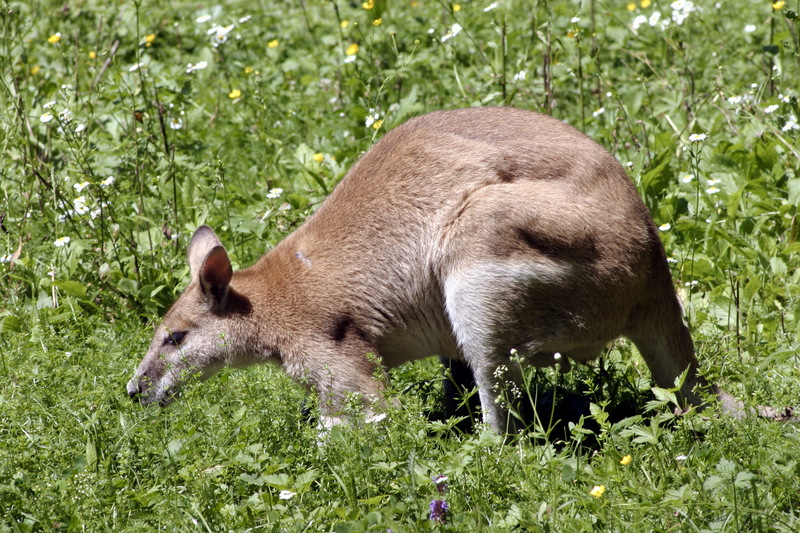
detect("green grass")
[1,0,799,530]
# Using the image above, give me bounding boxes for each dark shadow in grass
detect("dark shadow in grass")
[425,359,656,450]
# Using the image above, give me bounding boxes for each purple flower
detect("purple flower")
[432,474,448,494]
[429,499,449,523]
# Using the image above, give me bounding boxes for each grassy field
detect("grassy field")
[1,0,799,530]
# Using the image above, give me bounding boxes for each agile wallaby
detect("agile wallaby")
[128,107,766,432]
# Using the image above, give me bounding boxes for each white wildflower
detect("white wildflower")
[186,61,208,73]
[54,236,71,247]
[278,490,296,500]
[169,117,184,130]
[40,113,54,123]
[208,24,235,47]
[593,107,605,117]
[484,2,498,12]
[744,24,756,33]
[196,14,212,23]
[267,188,283,199]
[513,70,526,81]
[658,223,671,231]
[688,133,707,142]
[782,115,799,132]
[441,23,462,42]
[73,181,90,193]
[43,100,57,110]
[100,176,115,189]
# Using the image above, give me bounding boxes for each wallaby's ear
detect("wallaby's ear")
[187,226,233,304]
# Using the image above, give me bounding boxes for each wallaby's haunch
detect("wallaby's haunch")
[127,107,783,431]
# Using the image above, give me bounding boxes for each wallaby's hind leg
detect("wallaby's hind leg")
[624,289,707,408]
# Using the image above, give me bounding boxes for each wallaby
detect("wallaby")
[127,107,785,432]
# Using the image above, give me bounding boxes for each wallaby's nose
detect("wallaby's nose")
[126,378,146,402]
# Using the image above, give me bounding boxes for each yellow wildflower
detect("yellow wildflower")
[453,4,461,12]
[627,2,636,11]
[268,39,279,48]
[244,66,254,74]
[772,1,785,9]
[640,0,651,7]
[31,65,41,75]
[340,20,350,29]
[228,89,241,99]
[372,18,382,26]
[48,33,61,44]
[589,485,606,498]
[313,153,324,163]
[411,0,420,6]
[362,0,374,9]
[88,51,97,59]
[372,119,383,130]
[346,43,359,56]
[620,455,632,465]
[145,33,156,47]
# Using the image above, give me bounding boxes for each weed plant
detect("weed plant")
[1,0,799,531]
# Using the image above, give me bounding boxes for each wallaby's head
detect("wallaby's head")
[127,226,247,406]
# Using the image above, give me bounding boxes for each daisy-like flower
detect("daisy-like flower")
[73,196,89,215]
[196,14,212,23]
[100,176,115,189]
[267,188,283,199]
[571,16,580,23]
[208,24,235,47]
[681,173,694,183]
[73,181,90,193]
[43,100,57,110]
[589,485,606,498]
[40,112,54,123]
[764,105,779,114]
[688,133,707,142]
[782,115,800,132]
[54,236,71,247]
[513,70,526,81]
[631,14,648,31]
[744,24,756,33]
[278,490,296,500]
[706,186,720,194]
[593,107,605,117]
[129,63,142,72]
[169,117,184,130]
[186,61,208,73]
[484,2,498,12]
[74,124,86,133]
[648,11,661,27]
[441,23,462,42]
[239,15,251,23]
[658,223,671,231]
[620,455,632,465]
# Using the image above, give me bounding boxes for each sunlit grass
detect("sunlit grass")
[1,0,799,530]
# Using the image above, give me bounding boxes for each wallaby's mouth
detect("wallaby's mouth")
[127,377,179,407]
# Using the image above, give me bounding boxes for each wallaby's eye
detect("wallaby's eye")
[164,331,187,346]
